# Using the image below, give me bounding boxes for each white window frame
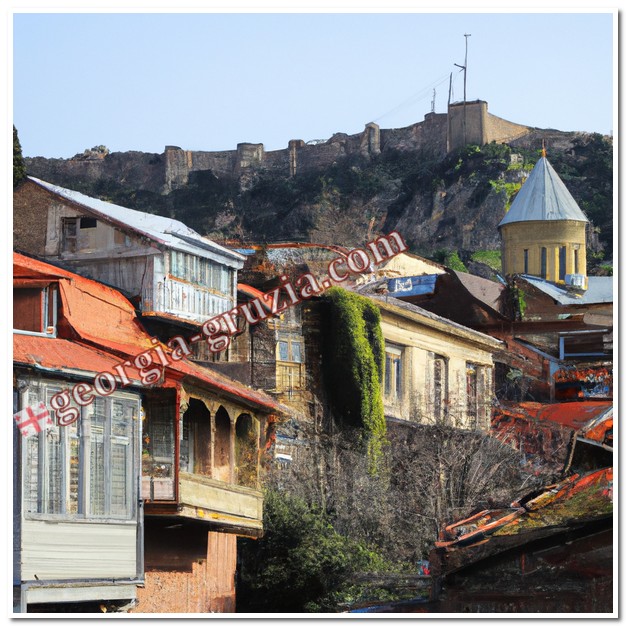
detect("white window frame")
[20,381,141,522]
[13,285,58,338]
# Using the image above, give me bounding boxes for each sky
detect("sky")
[10,9,616,159]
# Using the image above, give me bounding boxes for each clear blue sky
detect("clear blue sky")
[13,11,615,159]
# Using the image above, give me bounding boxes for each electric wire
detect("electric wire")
[371,70,462,124]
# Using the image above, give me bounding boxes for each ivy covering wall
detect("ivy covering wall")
[322,287,386,471]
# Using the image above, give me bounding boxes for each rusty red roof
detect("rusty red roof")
[14,253,291,416]
[517,401,612,432]
[494,401,612,447]
[237,283,274,312]
[13,334,142,382]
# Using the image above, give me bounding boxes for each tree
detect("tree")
[237,488,394,612]
[13,126,26,187]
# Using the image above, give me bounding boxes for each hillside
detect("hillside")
[23,124,613,268]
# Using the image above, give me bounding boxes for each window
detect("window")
[276,335,305,392]
[384,346,403,401]
[13,285,57,336]
[80,217,97,229]
[22,382,139,520]
[540,247,547,279]
[466,364,479,429]
[523,249,529,274]
[574,248,580,274]
[62,218,78,253]
[169,251,233,294]
[432,354,448,423]
[143,395,176,500]
[559,246,567,281]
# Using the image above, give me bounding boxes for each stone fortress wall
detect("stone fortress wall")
[26,101,537,195]
[163,101,530,192]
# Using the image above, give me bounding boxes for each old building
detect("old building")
[220,243,501,433]
[13,253,289,613]
[13,176,245,360]
[359,292,501,430]
[499,150,589,288]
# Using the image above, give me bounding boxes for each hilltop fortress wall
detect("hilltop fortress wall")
[26,101,533,194]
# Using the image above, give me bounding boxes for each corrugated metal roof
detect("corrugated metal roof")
[521,275,613,305]
[387,275,437,297]
[28,177,245,268]
[518,400,612,436]
[498,157,588,226]
[13,334,143,382]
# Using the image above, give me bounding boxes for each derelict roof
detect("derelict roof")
[27,177,245,268]
[519,274,613,305]
[450,270,506,315]
[498,157,588,226]
[499,401,612,445]
[365,292,503,350]
[13,253,290,416]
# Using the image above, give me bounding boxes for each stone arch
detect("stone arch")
[213,406,232,483]
[235,413,258,488]
[182,398,211,476]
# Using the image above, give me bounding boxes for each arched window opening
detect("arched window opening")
[181,398,211,477]
[235,414,258,488]
[214,407,232,483]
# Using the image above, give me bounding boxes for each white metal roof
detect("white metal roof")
[29,177,245,268]
[498,157,589,226]
[520,275,613,305]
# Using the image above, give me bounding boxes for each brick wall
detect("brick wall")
[132,530,236,613]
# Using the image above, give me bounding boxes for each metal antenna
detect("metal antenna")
[431,88,436,113]
[454,34,471,145]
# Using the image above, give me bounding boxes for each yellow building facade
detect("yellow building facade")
[499,155,588,288]
[372,296,502,432]
[500,220,587,287]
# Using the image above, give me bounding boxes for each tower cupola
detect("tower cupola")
[498,151,588,288]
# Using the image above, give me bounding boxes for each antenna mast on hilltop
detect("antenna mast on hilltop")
[431,88,436,113]
[454,33,471,144]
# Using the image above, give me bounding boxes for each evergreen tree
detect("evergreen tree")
[13,125,26,187]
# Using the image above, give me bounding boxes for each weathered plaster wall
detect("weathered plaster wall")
[379,308,495,430]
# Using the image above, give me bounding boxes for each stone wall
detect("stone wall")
[13,179,51,255]
[24,101,538,196]
[448,100,530,152]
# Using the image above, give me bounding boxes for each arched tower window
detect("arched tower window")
[559,246,567,281]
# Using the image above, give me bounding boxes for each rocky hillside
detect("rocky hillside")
[24,129,613,267]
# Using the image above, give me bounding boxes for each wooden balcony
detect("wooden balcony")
[177,472,263,536]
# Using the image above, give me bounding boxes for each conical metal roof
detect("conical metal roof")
[498,156,588,226]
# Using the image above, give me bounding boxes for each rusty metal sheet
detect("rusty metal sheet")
[13,333,142,382]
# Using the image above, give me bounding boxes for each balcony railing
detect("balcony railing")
[177,472,263,534]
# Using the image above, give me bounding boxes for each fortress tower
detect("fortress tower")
[498,150,589,289]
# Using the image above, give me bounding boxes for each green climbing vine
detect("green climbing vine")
[322,287,386,473]
[509,285,528,320]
